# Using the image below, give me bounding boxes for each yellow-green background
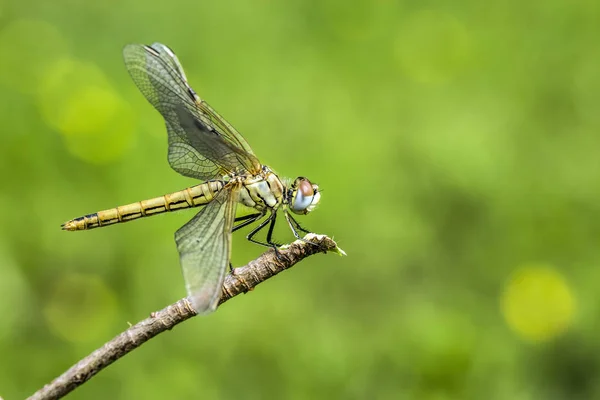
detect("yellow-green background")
[0,0,598,399]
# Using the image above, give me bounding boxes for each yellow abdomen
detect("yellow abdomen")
[62,181,224,231]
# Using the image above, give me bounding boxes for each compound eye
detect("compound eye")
[298,179,314,197]
[290,179,314,214]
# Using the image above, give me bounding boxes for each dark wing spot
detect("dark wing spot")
[187,87,198,102]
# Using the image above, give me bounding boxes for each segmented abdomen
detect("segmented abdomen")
[62,181,224,231]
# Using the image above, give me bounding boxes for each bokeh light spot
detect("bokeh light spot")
[37,58,135,164]
[394,10,471,84]
[501,264,576,342]
[0,19,68,93]
[43,273,119,343]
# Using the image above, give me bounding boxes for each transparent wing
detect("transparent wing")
[123,43,261,180]
[175,185,237,314]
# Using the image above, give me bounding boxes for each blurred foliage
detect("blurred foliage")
[0,0,599,399]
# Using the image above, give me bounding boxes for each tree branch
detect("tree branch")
[28,234,345,400]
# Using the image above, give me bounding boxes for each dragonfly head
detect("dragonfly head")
[288,177,320,215]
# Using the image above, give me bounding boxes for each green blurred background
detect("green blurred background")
[1,0,599,399]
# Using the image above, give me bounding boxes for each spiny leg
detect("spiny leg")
[261,211,284,258]
[284,211,320,248]
[286,212,312,234]
[246,212,276,248]
[265,211,281,247]
[229,212,265,273]
[232,212,264,232]
[246,211,284,259]
[235,212,263,223]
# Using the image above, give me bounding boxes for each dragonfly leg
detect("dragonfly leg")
[246,213,275,248]
[247,211,283,258]
[235,212,263,222]
[284,211,321,248]
[284,211,312,239]
[265,211,280,245]
[232,212,264,233]
[264,211,284,258]
[287,213,311,234]
[230,213,265,273]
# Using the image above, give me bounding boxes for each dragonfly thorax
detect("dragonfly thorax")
[237,166,285,211]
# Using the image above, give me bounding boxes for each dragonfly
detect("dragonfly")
[62,43,321,314]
